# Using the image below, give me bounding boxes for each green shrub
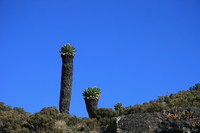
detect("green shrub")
[22,106,61,132]
[114,102,124,111]
[56,112,69,120]
[190,83,200,90]
[122,83,200,116]
[94,108,117,131]
[23,112,56,132]
[123,104,146,115]
[66,115,80,126]
[85,118,99,131]
[13,107,26,114]
[40,106,58,119]
[95,108,117,119]
[0,107,30,133]
[0,102,12,111]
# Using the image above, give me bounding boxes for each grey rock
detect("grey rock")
[112,107,200,133]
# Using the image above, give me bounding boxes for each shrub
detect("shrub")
[13,107,26,114]
[94,108,117,131]
[0,102,12,111]
[114,102,124,111]
[66,115,80,126]
[56,112,69,120]
[40,106,58,119]
[0,106,30,133]
[23,112,55,132]
[94,108,117,119]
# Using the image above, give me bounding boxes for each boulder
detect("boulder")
[114,107,200,133]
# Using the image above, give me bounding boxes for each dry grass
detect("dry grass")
[55,120,67,130]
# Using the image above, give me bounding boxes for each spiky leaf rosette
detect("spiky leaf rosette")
[60,43,76,56]
[83,86,102,99]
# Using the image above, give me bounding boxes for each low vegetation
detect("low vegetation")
[1,83,200,133]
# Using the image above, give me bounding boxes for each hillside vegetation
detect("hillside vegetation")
[0,83,200,133]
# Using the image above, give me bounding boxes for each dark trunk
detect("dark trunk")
[59,54,74,114]
[84,98,99,118]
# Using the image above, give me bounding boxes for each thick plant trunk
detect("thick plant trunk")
[84,98,99,118]
[59,54,74,114]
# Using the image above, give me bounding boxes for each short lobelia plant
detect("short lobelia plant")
[83,87,102,118]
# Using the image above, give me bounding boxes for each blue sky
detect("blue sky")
[1,0,200,117]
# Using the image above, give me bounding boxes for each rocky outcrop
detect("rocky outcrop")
[114,107,200,133]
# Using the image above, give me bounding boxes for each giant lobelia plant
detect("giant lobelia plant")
[59,43,76,114]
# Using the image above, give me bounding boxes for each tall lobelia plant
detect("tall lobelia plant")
[59,43,76,114]
[83,86,102,118]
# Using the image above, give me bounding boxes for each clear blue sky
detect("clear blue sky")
[1,0,200,117]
